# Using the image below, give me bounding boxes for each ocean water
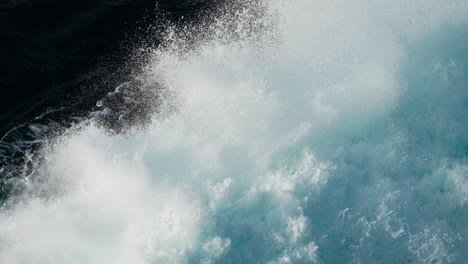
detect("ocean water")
[0,0,468,263]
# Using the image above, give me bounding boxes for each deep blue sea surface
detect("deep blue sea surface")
[0,1,467,263]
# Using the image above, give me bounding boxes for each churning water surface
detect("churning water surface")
[0,0,468,263]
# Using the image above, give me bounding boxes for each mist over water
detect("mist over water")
[1,0,468,263]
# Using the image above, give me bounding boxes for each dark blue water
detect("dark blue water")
[0,0,212,135]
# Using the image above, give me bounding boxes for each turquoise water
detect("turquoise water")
[0,1,467,263]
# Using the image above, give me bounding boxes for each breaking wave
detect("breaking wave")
[1,0,468,263]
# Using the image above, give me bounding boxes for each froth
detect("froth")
[1,0,468,263]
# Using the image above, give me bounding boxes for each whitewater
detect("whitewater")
[1,0,468,263]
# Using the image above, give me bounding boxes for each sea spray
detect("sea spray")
[0,0,467,263]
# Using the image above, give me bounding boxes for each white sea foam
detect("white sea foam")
[1,0,468,263]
